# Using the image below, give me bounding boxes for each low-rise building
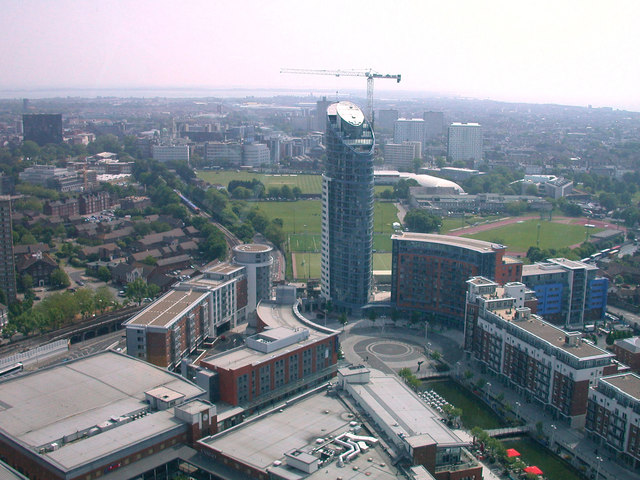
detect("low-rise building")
[614,337,640,373]
[199,299,339,410]
[43,198,79,217]
[78,191,111,215]
[196,365,481,480]
[465,276,619,427]
[120,196,151,211]
[0,351,214,480]
[15,252,59,287]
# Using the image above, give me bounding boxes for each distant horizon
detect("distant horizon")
[1,85,637,113]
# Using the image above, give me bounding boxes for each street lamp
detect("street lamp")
[595,456,603,480]
[550,424,557,449]
[515,401,521,420]
[486,382,492,400]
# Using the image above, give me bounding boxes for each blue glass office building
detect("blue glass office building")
[321,102,374,310]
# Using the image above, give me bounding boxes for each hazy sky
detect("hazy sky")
[2,0,639,110]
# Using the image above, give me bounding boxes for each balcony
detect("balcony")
[435,449,479,473]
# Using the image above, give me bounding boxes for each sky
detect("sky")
[2,0,639,110]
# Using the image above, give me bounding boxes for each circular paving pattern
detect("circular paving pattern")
[369,341,411,357]
[364,340,422,361]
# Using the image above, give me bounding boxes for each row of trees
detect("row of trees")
[3,287,116,338]
[526,241,598,263]
[403,209,442,233]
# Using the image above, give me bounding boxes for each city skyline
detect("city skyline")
[1,0,639,111]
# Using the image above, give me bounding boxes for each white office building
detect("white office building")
[384,141,421,169]
[152,145,190,163]
[447,123,483,166]
[242,143,271,167]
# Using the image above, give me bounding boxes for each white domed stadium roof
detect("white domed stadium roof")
[374,170,464,193]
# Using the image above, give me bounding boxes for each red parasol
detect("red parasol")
[506,448,521,457]
[524,466,543,475]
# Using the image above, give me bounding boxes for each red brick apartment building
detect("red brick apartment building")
[614,337,640,373]
[199,300,339,409]
[125,262,247,370]
[391,233,521,326]
[586,373,640,470]
[465,276,621,427]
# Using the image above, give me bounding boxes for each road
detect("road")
[606,305,640,330]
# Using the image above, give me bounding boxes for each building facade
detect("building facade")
[242,143,271,167]
[586,373,640,469]
[465,277,619,427]
[22,113,62,145]
[384,141,421,170]
[321,102,375,310]
[391,233,522,325]
[423,111,444,139]
[394,118,426,144]
[447,122,483,165]
[152,145,190,163]
[204,141,243,167]
[614,337,640,373]
[232,243,273,315]
[124,263,247,369]
[0,196,16,302]
[79,191,112,215]
[522,258,608,329]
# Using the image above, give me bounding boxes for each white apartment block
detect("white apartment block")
[152,145,190,163]
[394,118,426,145]
[384,142,421,170]
[447,123,483,165]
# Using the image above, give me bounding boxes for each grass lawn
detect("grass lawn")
[289,234,391,253]
[197,171,322,194]
[462,219,603,251]
[373,253,392,270]
[254,200,399,236]
[292,252,391,279]
[503,438,584,480]
[424,379,506,430]
[374,202,400,233]
[255,201,322,234]
[293,252,322,279]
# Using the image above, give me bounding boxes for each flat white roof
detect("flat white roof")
[348,370,467,447]
[0,352,203,472]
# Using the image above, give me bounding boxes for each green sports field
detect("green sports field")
[254,200,399,236]
[197,171,322,194]
[289,233,392,253]
[292,252,391,280]
[462,219,603,251]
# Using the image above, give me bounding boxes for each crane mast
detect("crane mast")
[280,68,401,125]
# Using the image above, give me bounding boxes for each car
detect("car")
[118,290,126,297]
[77,280,85,286]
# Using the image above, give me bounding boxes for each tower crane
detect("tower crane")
[280,68,401,124]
